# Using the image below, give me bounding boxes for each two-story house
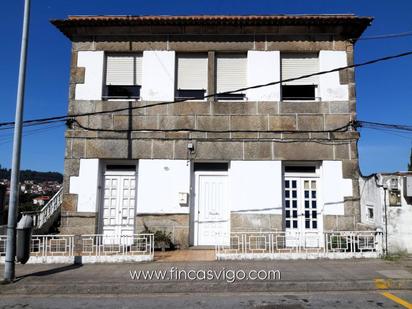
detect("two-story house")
[52,15,372,249]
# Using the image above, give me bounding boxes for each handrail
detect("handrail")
[21,187,63,229]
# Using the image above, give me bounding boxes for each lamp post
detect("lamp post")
[4,0,31,282]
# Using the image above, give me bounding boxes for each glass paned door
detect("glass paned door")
[284,177,319,247]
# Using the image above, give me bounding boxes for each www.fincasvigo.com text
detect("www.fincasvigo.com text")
[129,267,281,283]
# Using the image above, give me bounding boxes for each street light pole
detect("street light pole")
[4,0,31,282]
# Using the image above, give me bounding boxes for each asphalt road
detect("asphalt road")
[0,291,411,309]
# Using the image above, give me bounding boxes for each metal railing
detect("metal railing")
[325,231,378,253]
[0,234,74,257]
[21,187,63,229]
[1,233,154,259]
[216,231,382,258]
[80,234,154,257]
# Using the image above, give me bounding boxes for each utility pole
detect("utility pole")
[4,0,31,282]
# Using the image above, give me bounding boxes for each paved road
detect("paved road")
[1,259,411,308]
[0,291,411,308]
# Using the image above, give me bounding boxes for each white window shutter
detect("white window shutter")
[106,55,134,85]
[281,54,319,85]
[216,54,247,93]
[177,54,208,90]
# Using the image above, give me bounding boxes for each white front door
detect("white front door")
[194,172,230,246]
[103,171,136,243]
[284,177,321,247]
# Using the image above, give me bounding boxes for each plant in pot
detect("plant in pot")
[142,224,175,251]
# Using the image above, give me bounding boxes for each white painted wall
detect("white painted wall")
[229,161,283,214]
[321,161,353,216]
[75,51,104,100]
[359,176,383,226]
[319,51,349,101]
[69,159,100,212]
[136,160,190,214]
[246,51,281,101]
[361,174,412,253]
[141,51,175,101]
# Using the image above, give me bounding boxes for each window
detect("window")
[281,53,319,101]
[194,162,229,171]
[215,53,247,100]
[389,190,401,206]
[284,166,316,174]
[176,53,208,100]
[366,205,374,222]
[104,54,142,99]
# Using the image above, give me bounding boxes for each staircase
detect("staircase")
[21,187,63,234]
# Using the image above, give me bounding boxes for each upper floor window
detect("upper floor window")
[103,54,142,99]
[216,53,247,100]
[175,53,208,100]
[281,53,319,101]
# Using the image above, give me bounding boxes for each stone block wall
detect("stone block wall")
[61,34,362,237]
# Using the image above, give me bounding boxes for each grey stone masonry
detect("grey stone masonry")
[57,16,371,235]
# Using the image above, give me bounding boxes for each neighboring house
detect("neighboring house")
[360,172,412,254]
[52,15,372,248]
[32,196,51,207]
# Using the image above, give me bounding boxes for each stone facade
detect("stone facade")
[53,15,372,245]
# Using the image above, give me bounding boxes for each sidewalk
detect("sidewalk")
[1,258,412,295]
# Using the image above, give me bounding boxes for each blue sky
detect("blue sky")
[0,0,411,174]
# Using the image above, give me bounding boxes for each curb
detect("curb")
[1,279,412,295]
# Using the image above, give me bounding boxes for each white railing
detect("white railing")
[0,234,74,257]
[81,234,154,257]
[21,188,63,229]
[216,231,382,259]
[0,233,154,263]
[31,234,75,257]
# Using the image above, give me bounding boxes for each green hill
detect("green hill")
[0,167,63,183]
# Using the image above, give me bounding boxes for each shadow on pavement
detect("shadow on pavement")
[14,263,83,281]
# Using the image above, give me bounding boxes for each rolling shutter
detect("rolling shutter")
[177,54,208,90]
[216,54,247,93]
[106,54,142,86]
[281,54,319,85]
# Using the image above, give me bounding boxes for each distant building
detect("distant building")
[360,172,412,254]
[32,196,51,207]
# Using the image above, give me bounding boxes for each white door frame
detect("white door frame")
[100,163,138,241]
[284,169,324,248]
[193,170,230,246]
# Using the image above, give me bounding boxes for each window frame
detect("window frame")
[215,52,247,102]
[280,53,320,102]
[103,53,143,101]
[365,204,375,223]
[175,52,208,101]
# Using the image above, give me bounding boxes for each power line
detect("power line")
[360,126,412,140]
[356,120,412,132]
[0,123,65,147]
[0,119,65,132]
[1,49,412,129]
[357,30,412,41]
[72,119,351,134]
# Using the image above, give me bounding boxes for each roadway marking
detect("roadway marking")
[374,278,412,309]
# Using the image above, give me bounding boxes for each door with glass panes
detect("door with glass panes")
[284,177,320,247]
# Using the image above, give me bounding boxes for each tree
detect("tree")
[409,147,412,171]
